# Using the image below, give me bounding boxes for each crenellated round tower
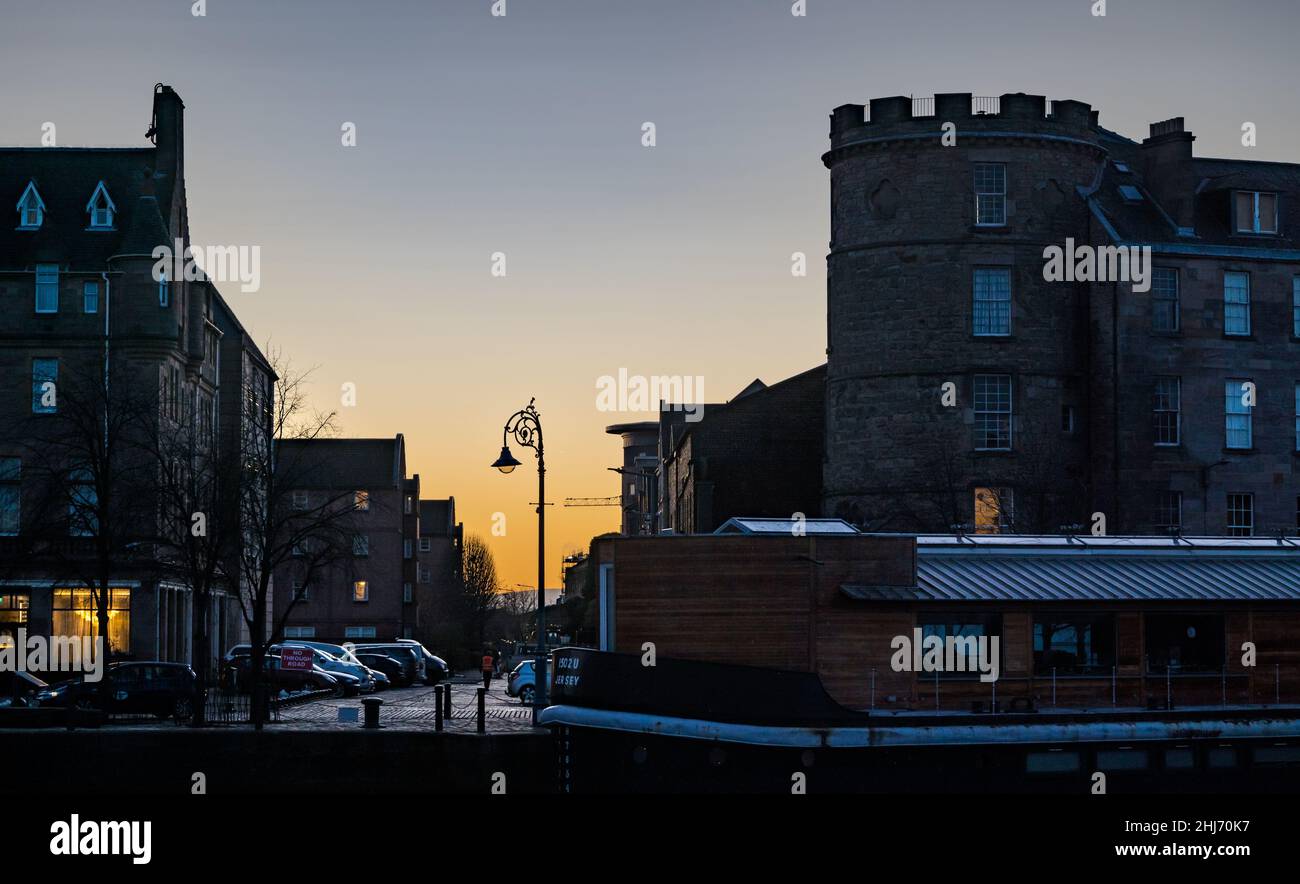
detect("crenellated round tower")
[822,92,1106,532]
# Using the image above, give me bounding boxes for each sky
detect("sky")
[2,0,1298,589]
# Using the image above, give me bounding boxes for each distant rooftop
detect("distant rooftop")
[715,517,859,535]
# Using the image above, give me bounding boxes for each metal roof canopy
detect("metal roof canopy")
[905,535,1300,602]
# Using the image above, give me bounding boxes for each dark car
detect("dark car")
[352,644,426,683]
[0,671,48,708]
[396,640,450,684]
[355,652,414,687]
[39,662,199,723]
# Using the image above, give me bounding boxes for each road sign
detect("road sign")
[282,647,313,671]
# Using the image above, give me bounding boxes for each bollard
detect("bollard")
[434,685,444,731]
[361,697,383,729]
[476,687,486,734]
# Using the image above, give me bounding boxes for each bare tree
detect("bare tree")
[232,347,362,727]
[138,388,240,724]
[7,359,156,660]
[460,535,501,653]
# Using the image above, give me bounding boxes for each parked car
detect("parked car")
[355,652,414,687]
[351,644,425,683]
[0,671,48,708]
[226,643,376,692]
[505,657,554,706]
[37,662,199,722]
[222,655,344,696]
[396,639,451,684]
[368,669,391,691]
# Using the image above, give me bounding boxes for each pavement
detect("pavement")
[275,675,544,733]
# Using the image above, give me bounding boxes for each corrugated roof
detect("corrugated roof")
[914,555,1300,602]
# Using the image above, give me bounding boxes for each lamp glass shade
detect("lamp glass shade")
[492,446,522,474]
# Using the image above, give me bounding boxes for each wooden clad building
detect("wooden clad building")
[589,529,1300,713]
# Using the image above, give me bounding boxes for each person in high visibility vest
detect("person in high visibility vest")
[481,652,494,691]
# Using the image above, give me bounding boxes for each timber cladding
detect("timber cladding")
[601,533,915,676]
[596,534,1300,712]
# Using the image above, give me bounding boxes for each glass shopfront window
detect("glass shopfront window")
[52,588,130,653]
[0,592,30,649]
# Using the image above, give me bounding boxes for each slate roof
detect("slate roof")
[275,437,406,489]
[1086,140,1300,254]
[0,147,169,269]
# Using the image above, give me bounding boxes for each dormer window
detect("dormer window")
[86,181,116,230]
[1234,190,1278,235]
[16,181,44,230]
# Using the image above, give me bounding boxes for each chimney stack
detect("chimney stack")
[1141,116,1197,234]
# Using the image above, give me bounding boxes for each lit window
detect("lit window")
[83,281,99,314]
[354,490,370,511]
[1227,494,1254,537]
[1155,491,1182,534]
[973,268,1011,336]
[31,358,58,414]
[53,588,130,653]
[1225,379,1253,449]
[16,181,44,229]
[1153,377,1181,446]
[35,264,58,313]
[973,374,1012,450]
[974,487,1013,534]
[974,163,1006,226]
[352,580,369,602]
[1152,267,1179,332]
[1224,272,1250,335]
[1234,191,1278,234]
[86,181,116,229]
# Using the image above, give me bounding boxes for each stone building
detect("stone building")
[0,85,271,669]
[823,92,1300,537]
[660,365,826,535]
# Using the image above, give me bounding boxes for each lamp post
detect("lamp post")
[491,398,547,725]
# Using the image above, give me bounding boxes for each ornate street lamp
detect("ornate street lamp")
[491,398,547,725]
